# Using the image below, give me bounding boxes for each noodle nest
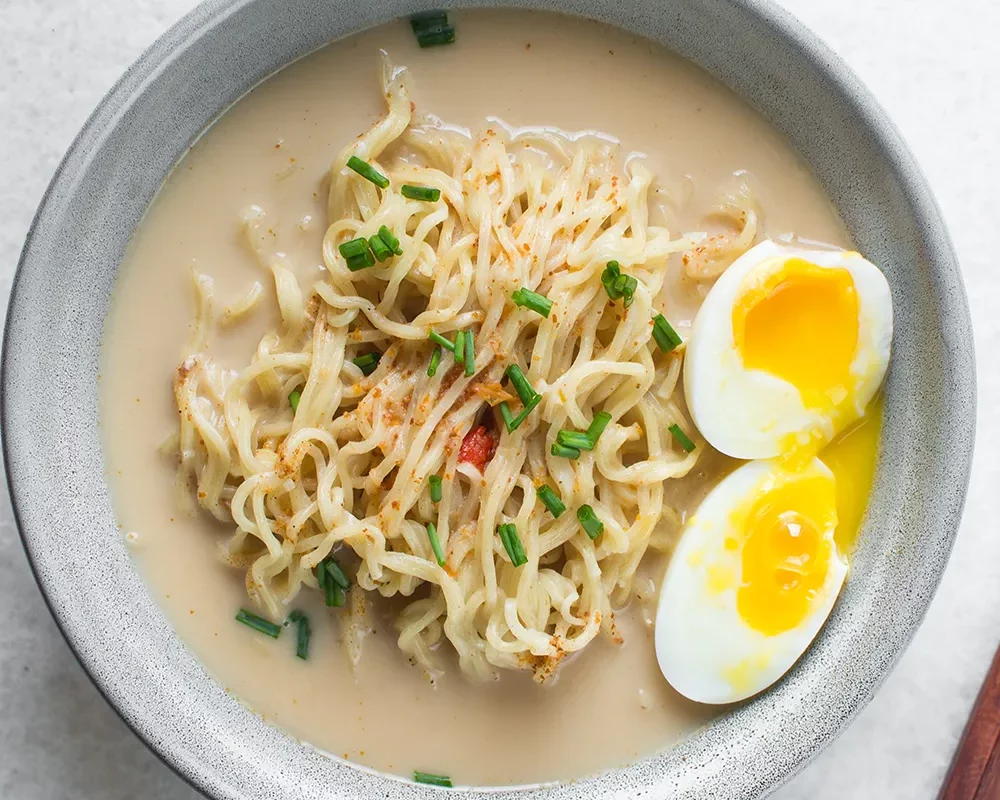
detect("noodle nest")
[172,53,757,682]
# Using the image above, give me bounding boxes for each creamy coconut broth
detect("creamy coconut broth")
[101,10,853,786]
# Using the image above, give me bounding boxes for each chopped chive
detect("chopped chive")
[464,329,475,377]
[652,314,683,353]
[401,184,441,202]
[377,225,403,256]
[556,429,594,451]
[352,351,381,376]
[346,155,389,189]
[325,577,345,608]
[453,331,466,364]
[426,522,447,567]
[497,524,527,567]
[512,287,553,318]
[603,261,639,307]
[622,275,639,308]
[369,234,393,262]
[577,504,604,540]
[294,613,310,660]
[498,402,515,432]
[505,364,536,407]
[339,237,370,259]
[586,411,612,444]
[427,345,443,377]
[413,771,453,788]
[324,557,351,591]
[536,485,566,518]
[498,393,541,434]
[316,559,327,590]
[602,261,622,300]
[345,250,376,272]
[287,609,304,624]
[235,609,282,639]
[428,474,443,502]
[288,389,301,413]
[550,442,581,459]
[410,11,448,31]
[415,25,455,47]
[428,330,456,353]
[668,423,696,453]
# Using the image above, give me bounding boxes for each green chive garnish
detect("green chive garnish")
[464,329,475,377]
[554,410,610,452]
[401,184,441,202]
[324,557,351,591]
[426,522,446,567]
[235,609,281,639]
[352,351,381,376]
[429,474,443,502]
[536,485,566,518]
[427,345,443,376]
[413,771,453,788]
[505,364,536,406]
[602,261,622,300]
[346,155,389,189]
[410,11,448,32]
[668,423,696,452]
[429,330,456,352]
[339,237,370,259]
[377,225,402,256]
[622,275,638,307]
[292,612,310,660]
[497,523,527,567]
[512,287,553,318]
[550,442,581,459]
[413,24,456,47]
[287,609,304,624]
[602,261,638,307]
[453,331,466,364]
[288,389,301,413]
[325,578,345,608]
[652,314,683,353]
[369,234,393,262]
[345,249,376,272]
[556,429,594,451]
[316,560,327,590]
[498,394,541,434]
[577,504,604,540]
[587,411,612,443]
[499,403,514,431]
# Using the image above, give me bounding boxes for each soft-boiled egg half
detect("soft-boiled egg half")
[656,240,892,704]
[656,457,847,704]
[684,240,892,460]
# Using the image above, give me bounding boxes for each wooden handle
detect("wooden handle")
[940,645,1000,799]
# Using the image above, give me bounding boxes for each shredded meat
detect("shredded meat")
[458,425,498,472]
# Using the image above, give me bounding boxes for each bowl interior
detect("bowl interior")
[1,0,974,798]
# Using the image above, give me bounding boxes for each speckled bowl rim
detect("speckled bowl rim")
[2,0,975,798]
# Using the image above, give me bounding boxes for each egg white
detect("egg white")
[683,240,892,460]
[654,457,847,704]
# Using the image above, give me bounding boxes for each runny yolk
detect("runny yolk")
[732,258,859,410]
[821,394,883,554]
[735,474,838,636]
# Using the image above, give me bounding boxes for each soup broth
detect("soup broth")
[100,9,854,786]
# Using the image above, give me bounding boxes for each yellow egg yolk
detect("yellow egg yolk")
[821,394,882,554]
[734,472,838,636]
[732,258,859,411]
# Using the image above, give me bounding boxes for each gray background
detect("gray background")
[0,1,995,797]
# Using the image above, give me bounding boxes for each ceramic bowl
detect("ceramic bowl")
[1,0,975,797]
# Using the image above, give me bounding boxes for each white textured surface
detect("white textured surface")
[0,1,995,797]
